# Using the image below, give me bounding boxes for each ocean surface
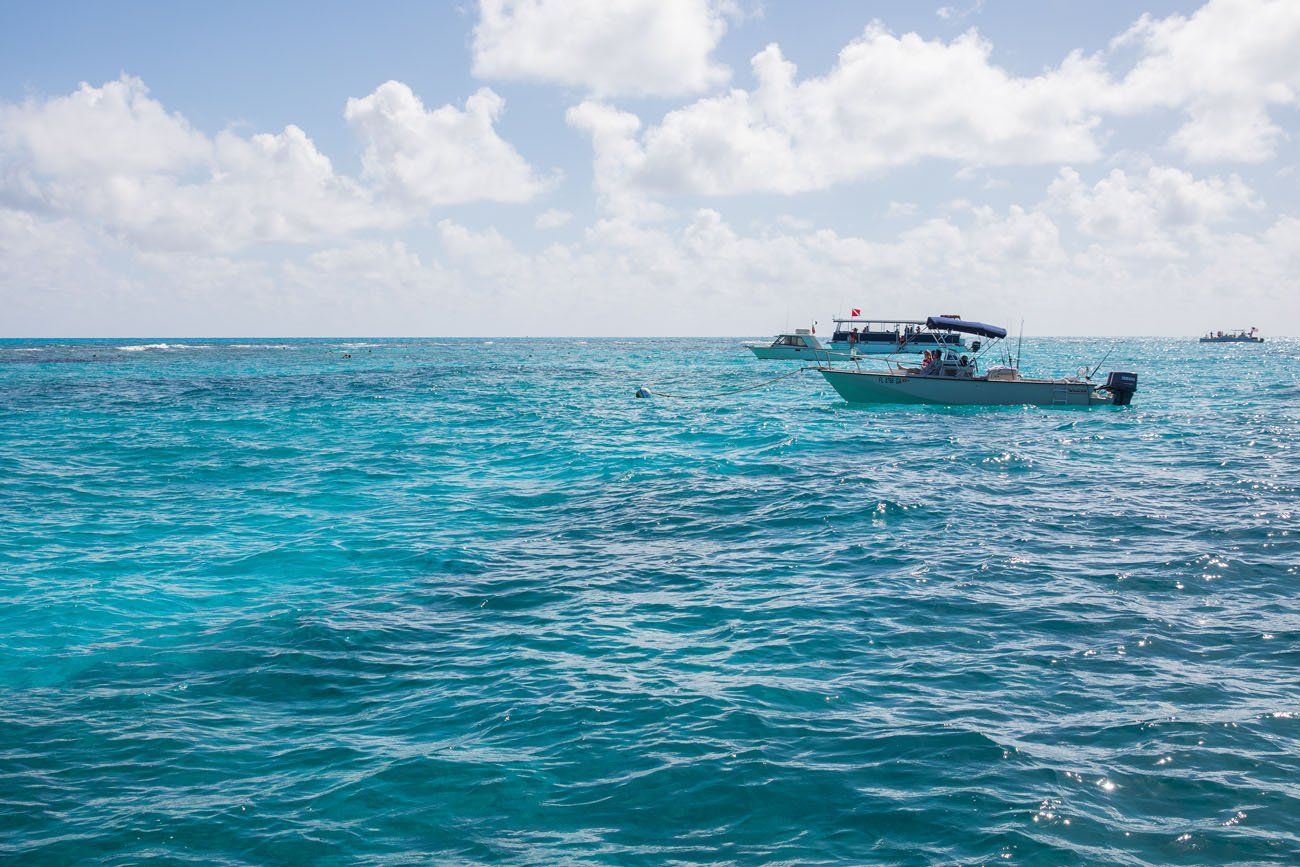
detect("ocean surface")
[1,337,1297,865]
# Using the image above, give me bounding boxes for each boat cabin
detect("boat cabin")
[830,318,964,349]
[769,328,828,350]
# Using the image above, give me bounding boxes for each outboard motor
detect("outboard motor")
[1102,371,1138,406]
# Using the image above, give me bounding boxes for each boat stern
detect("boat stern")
[1098,371,1138,406]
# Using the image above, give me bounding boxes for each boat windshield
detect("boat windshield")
[913,349,980,377]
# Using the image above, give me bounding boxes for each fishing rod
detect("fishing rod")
[1088,343,1116,379]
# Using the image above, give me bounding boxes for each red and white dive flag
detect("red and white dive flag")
[850,308,861,317]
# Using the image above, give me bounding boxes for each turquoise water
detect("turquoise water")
[1,337,1297,865]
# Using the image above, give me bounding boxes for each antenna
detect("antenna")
[1015,319,1024,370]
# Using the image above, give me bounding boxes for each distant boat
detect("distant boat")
[1200,327,1263,343]
[818,316,1137,407]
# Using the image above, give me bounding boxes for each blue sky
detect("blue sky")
[1,0,1297,335]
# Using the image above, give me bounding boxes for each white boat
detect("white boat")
[827,317,965,355]
[746,329,858,361]
[818,316,1137,407]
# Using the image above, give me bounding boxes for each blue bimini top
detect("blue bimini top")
[925,316,1008,340]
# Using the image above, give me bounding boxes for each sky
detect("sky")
[1,0,1297,336]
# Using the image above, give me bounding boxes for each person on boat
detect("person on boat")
[849,327,859,346]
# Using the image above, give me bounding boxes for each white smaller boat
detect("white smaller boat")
[745,329,858,361]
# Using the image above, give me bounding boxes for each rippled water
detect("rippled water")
[1,337,1297,864]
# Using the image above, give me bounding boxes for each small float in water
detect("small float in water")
[818,316,1137,407]
[1199,327,1263,343]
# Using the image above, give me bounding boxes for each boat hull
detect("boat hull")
[749,345,855,361]
[820,369,1113,407]
[1199,336,1263,343]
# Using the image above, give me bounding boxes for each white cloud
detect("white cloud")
[776,214,814,231]
[278,240,450,326]
[438,218,518,262]
[0,77,380,251]
[1047,165,1259,256]
[344,82,548,208]
[0,204,275,334]
[1111,0,1300,162]
[472,0,733,97]
[0,77,208,182]
[0,76,546,253]
[565,1,1300,209]
[412,162,1291,336]
[5,163,1296,337]
[565,100,671,220]
[0,208,93,277]
[5,3,1299,338]
[937,1,984,23]
[1193,216,1300,305]
[430,205,1062,332]
[534,207,572,229]
[287,240,430,290]
[175,125,386,249]
[569,28,1110,199]
[0,208,114,327]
